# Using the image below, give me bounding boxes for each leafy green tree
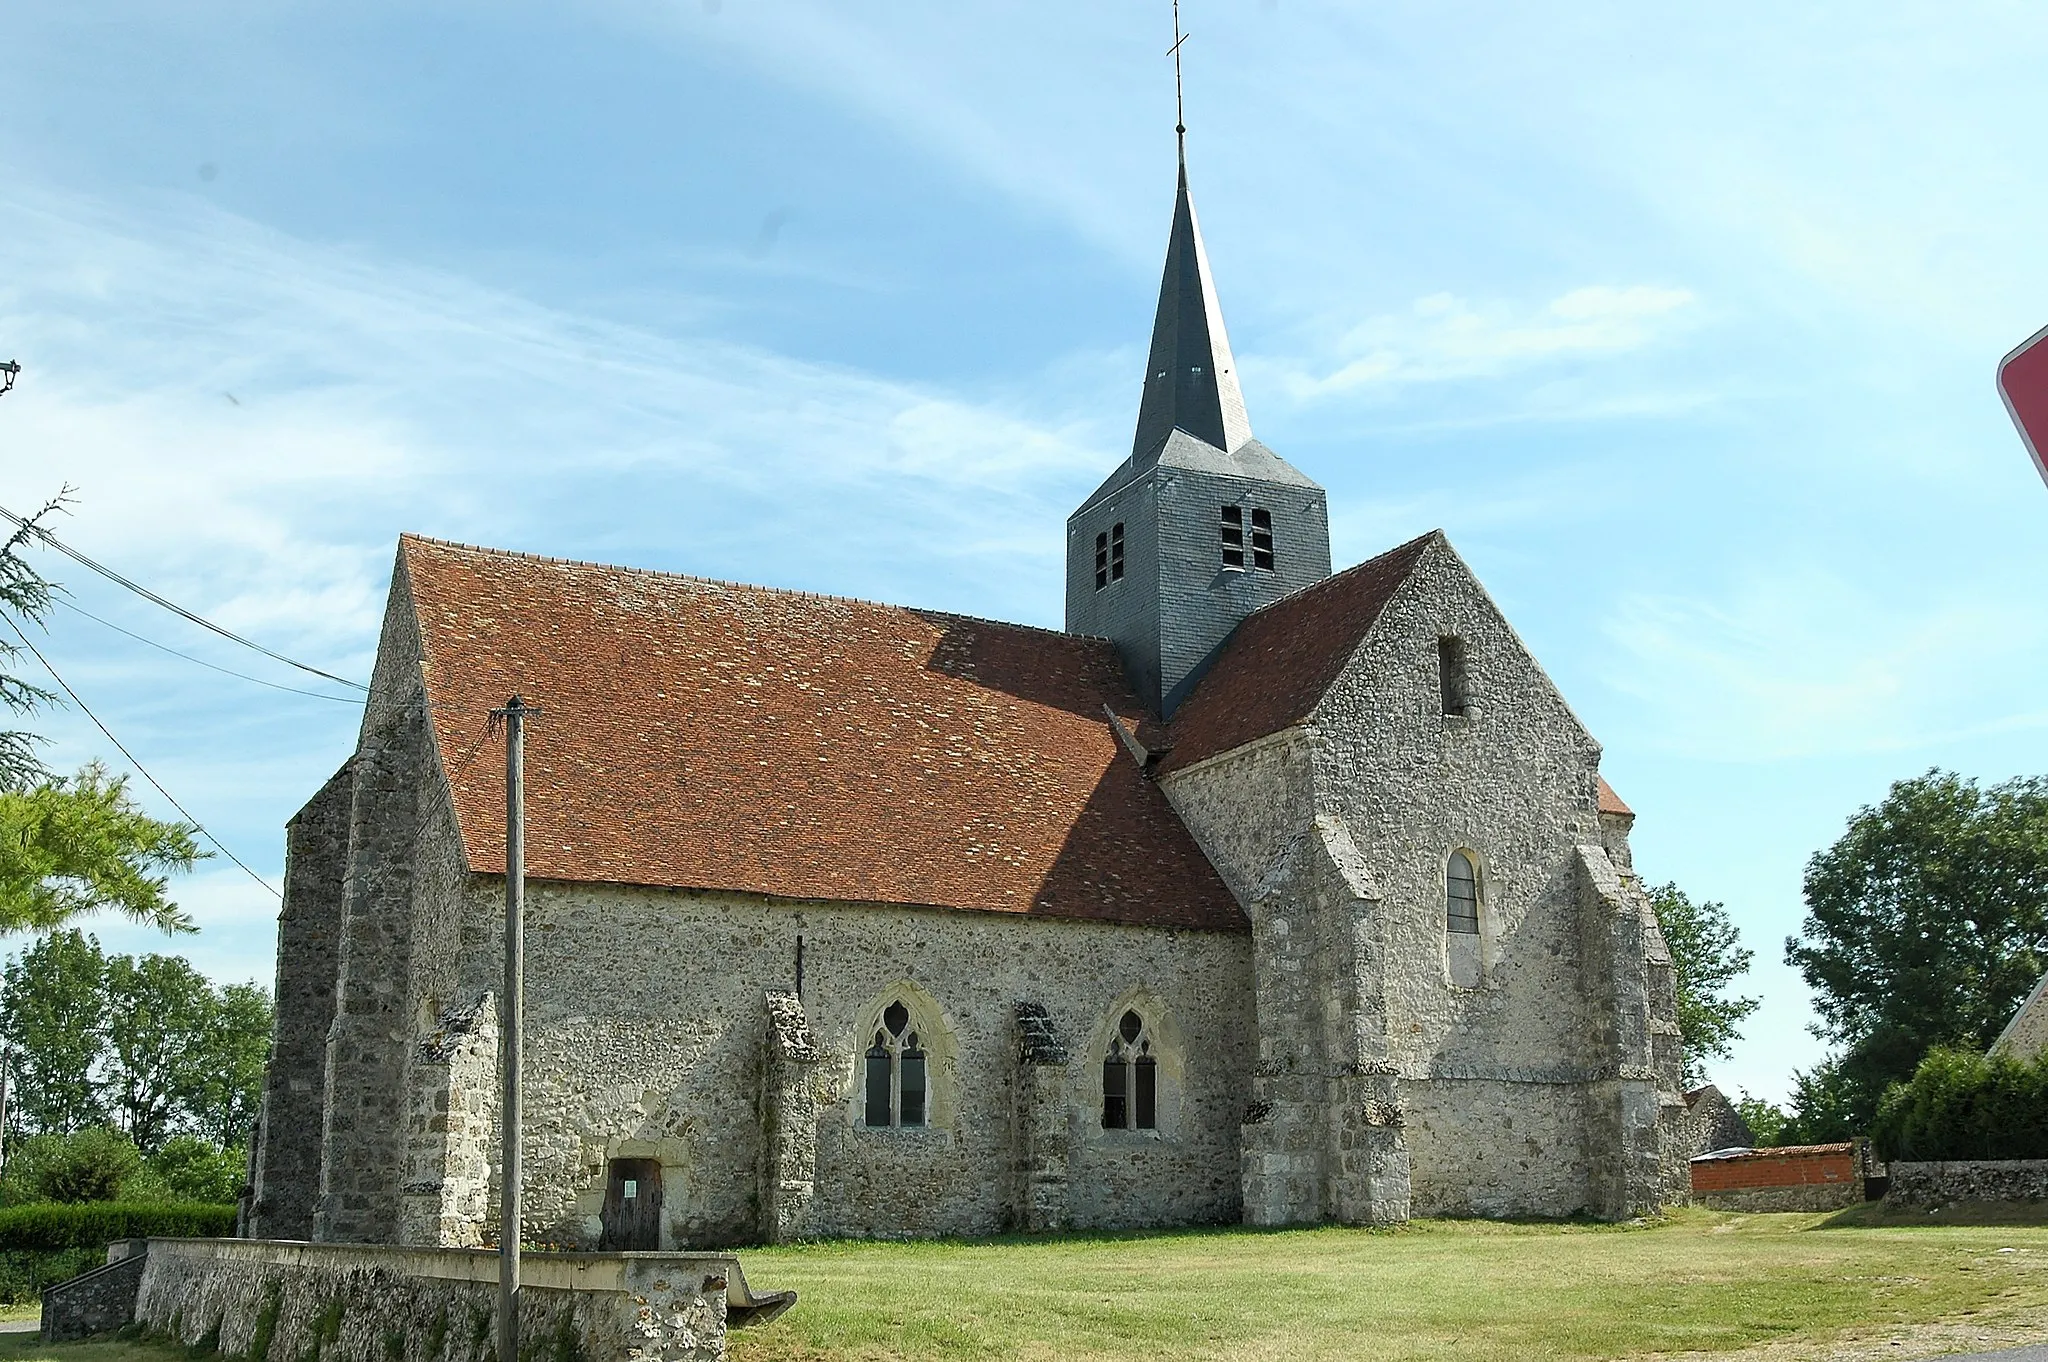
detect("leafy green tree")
[1,931,109,1134]
[1776,1058,1874,1144]
[0,931,272,1152]
[149,1135,245,1204]
[177,983,272,1148]
[1647,882,1761,1084]
[1732,1093,1788,1148]
[1785,769,2048,1133]
[102,953,218,1152]
[0,764,201,935]
[0,495,205,934]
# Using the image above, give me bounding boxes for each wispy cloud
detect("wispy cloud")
[1265,284,1700,402]
[1600,570,2048,763]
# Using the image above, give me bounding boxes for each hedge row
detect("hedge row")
[1873,1047,2048,1161]
[0,1200,236,1252]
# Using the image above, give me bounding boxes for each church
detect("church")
[247,143,1688,1251]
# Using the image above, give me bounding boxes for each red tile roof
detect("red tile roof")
[1597,777,1633,818]
[1161,532,1440,773]
[400,536,1243,932]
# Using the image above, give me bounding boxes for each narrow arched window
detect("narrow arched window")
[1446,852,1480,935]
[863,999,928,1128]
[1101,1010,1157,1130]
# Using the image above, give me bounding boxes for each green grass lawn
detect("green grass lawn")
[729,1207,2048,1361]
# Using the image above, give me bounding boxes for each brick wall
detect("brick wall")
[1691,1144,1855,1193]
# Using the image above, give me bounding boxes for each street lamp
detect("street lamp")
[0,362,18,398]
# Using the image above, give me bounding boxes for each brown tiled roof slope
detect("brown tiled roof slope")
[1162,531,1441,773]
[1597,777,1633,818]
[400,536,1243,932]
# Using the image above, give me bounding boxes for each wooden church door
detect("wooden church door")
[599,1157,663,1250]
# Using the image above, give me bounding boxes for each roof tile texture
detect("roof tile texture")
[401,536,1243,932]
[1162,531,1439,772]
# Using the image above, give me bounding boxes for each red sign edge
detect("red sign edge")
[1998,321,2048,492]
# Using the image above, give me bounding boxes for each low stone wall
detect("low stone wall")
[42,1243,149,1343]
[1887,1160,2048,1207]
[52,1238,767,1362]
[1693,1182,1861,1213]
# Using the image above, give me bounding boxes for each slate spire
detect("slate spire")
[1130,145,1253,462]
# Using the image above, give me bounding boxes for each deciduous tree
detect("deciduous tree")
[1786,769,2048,1132]
[1646,881,1761,1085]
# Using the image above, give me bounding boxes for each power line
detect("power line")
[0,502,370,693]
[3,616,282,901]
[55,599,365,705]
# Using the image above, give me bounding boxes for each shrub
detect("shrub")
[1872,1046,2048,1161]
[0,1200,235,1251]
[0,1200,235,1306]
[2,1127,147,1204]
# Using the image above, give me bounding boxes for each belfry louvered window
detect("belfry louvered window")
[1220,506,1245,568]
[863,1000,928,1128]
[1251,508,1274,570]
[1094,523,1126,590]
[1446,851,1480,936]
[1101,1009,1157,1130]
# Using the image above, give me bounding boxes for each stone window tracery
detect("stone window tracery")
[1101,1009,1158,1131]
[863,999,928,1129]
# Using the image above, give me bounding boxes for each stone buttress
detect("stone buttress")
[1012,1002,1073,1232]
[759,991,820,1244]
[1239,817,1410,1225]
[248,761,352,1240]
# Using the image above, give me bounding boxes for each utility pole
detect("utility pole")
[495,695,533,1362]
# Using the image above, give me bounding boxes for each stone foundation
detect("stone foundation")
[45,1237,792,1362]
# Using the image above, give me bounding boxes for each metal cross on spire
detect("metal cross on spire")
[1169,0,1189,157]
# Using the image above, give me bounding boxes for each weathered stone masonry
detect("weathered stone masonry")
[257,142,1690,1250]
[248,763,350,1242]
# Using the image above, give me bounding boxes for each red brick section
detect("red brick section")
[400,536,1244,932]
[1597,777,1632,818]
[1162,531,1440,774]
[1689,1143,1855,1192]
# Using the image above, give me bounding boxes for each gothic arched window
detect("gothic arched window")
[863,999,928,1129]
[1446,851,1480,935]
[1101,1009,1157,1131]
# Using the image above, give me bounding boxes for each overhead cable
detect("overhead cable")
[56,599,365,705]
[4,616,283,901]
[0,503,370,693]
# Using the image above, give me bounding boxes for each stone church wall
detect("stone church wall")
[409,881,1253,1248]
[1307,542,1679,1218]
[1162,536,1683,1223]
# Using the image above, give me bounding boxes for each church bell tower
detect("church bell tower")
[1065,147,1332,717]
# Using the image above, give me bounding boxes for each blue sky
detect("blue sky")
[2,1,2046,1106]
